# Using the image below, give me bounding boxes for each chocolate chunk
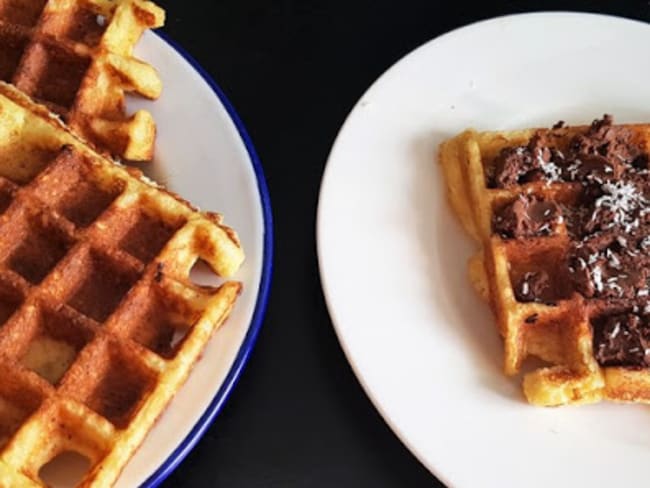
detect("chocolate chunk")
[565,154,617,182]
[493,195,560,239]
[568,233,650,299]
[515,271,555,304]
[491,132,560,187]
[492,146,530,187]
[570,115,642,165]
[593,313,650,367]
[571,178,648,236]
[528,133,552,160]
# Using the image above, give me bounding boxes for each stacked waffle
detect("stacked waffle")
[440,116,650,406]
[0,1,246,486]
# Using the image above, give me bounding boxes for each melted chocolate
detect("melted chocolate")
[515,271,556,305]
[493,195,560,239]
[490,116,650,367]
[593,314,650,367]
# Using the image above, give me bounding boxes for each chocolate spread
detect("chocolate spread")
[514,271,555,304]
[490,132,566,187]
[491,115,650,367]
[489,115,643,188]
[592,313,650,367]
[493,195,560,239]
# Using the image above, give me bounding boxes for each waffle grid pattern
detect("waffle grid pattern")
[0,82,243,486]
[0,0,164,160]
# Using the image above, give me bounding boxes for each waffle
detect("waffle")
[439,116,650,406]
[0,0,165,161]
[0,82,244,487]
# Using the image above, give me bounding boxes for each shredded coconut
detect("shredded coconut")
[641,236,650,249]
[591,180,649,230]
[606,249,621,269]
[608,281,623,296]
[567,160,581,180]
[592,265,604,292]
[536,149,562,183]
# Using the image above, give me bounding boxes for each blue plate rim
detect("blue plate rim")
[141,30,274,487]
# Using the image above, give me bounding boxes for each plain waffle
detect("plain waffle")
[0,81,244,487]
[0,0,164,161]
[439,117,650,406]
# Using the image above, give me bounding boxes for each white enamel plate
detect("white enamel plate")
[38,31,272,487]
[318,13,650,488]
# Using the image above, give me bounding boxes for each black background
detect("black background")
[152,2,650,487]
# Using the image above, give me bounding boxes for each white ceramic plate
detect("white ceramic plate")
[317,12,650,488]
[43,32,272,487]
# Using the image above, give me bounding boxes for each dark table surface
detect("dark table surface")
[153,1,650,486]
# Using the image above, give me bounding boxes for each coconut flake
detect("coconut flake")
[536,149,562,183]
[592,265,604,292]
[567,160,581,180]
[591,180,649,230]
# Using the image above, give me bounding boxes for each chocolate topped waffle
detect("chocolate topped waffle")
[439,115,650,406]
[0,0,165,161]
[0,82,244,486]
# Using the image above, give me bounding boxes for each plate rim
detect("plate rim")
[141,31,274,487]
[316,11,646,487]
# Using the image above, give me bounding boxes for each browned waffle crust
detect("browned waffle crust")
[0,82,244,486]
[439,117,650,406]
[0,0,164,161]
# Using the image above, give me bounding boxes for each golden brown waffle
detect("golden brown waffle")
[439,119,650,407]
[0,82,244,487]
[0,0,164,161]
